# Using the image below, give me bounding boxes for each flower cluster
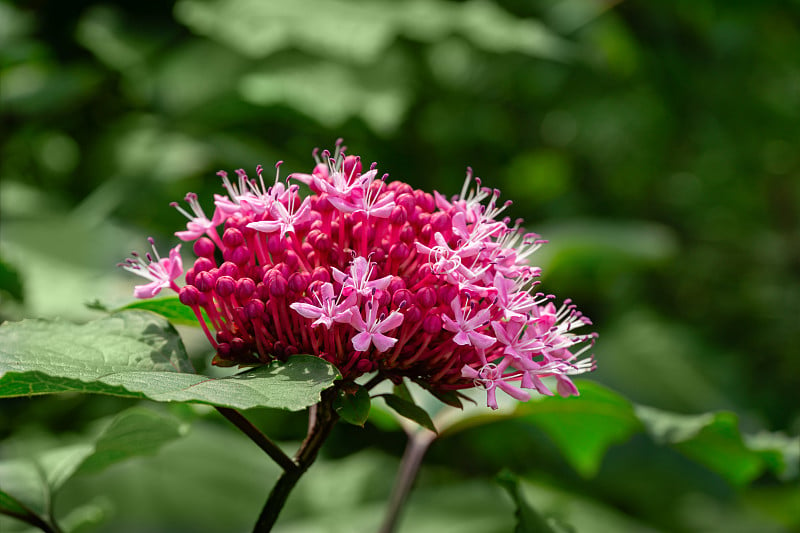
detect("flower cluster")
[122,142,596,409]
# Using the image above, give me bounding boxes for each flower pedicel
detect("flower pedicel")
[122,142,596,409]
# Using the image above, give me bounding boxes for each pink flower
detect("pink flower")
[332,256,392,298]
[441,294,496,350]
[120,239,182,299]
[172,193,222,241]
[122,143,596,407]
[461,361,531,410]
[246,186,312,236]
[350,298,404,353]
[290,282,356,329]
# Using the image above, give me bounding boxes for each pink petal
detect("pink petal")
[352,332,372,352]
[486,387,499,410]
[247,220,281,233]
[349,311,368,332]
[371,333,397,353]
[461,365,479,380]
[556,376,579,397]
[468,331,496,350]
[290,302,323,320]
[377,311,404,333]
[134,281,165,299]
[175,229,204,241]
[497,380,532,402]
[453,330,470,345]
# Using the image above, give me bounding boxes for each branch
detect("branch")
[378,431,436,533]
[0,493,63,533]
[215,406,297,473]
[252,388,339,532]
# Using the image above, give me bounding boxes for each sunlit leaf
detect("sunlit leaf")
[0,311,339,410]
[116,296,207,327]
[175,0,570,63]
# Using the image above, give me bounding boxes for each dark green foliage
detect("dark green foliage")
[1,1,798,531]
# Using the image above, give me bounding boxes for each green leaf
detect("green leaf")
[0,460,45,518]
[0,311,340,411]
[0,407,186,531]
[334,383,371,426]
[115,296,208,327]
[0,258,23,303]
[636,406,799,486]
[0,488,37,522]
[496,470,564,533]
[380,393,437,433]
[519,381,643,478]
[392,380,413,402]
[412,378,467,408]
[37,407,186,494]
[175,0,571,62]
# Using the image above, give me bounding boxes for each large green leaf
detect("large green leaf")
[0,311,339,411]
[519,381,643,478]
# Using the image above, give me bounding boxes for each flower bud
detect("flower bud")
[231,246,251,266]
[389,243,410,261]
[392,288,412,308]
[193,237,216,258]
[288,272,310,293]
[222,228,245,248]
[194,257,214,273]
[269,274,288,297]
[235,278,256,302]
[219,261,239,279]
[422,313,442,334]
[311,266,330,283]
[215,275,236,297]
[194,271,215,292]
[415,286,437,309]
[179,285,200,306]
[244,298,265,319]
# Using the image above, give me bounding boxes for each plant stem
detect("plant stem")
[0,497,63,533]
[215,406,297,473]
[378,431,436,533]
[252,388,339,533]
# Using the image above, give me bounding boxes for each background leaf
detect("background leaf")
[497,470,565,533]
[0,406,186,532]
[636,406,799,486]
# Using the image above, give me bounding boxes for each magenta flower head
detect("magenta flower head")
[121,141,597,409]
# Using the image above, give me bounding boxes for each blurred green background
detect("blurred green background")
[1,1,799,532]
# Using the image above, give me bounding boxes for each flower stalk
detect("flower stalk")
[214,406,297,473]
